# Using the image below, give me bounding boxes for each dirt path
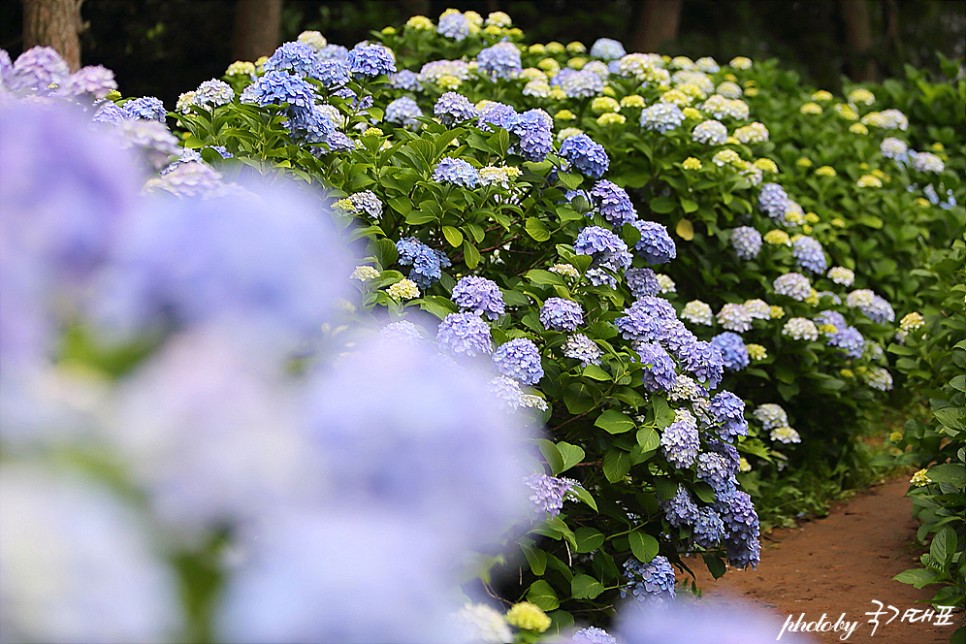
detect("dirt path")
[689,477,960,643]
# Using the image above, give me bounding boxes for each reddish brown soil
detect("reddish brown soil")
[689,477,961,643]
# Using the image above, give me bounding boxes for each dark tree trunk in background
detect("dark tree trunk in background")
[840,0,879,81]
[22,0,83,70]
[631,0,682,53]
[232,0,281,62]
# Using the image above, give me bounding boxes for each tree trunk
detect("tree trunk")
[232,0,282,63]
[631,0,683,53]
[840,0,878,82]
[22,0,84,70]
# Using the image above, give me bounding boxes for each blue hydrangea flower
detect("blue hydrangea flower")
[710,391,748,440]
[317,43,349,61]
[523,473,573,517]
[438,11,470,41]
[434,92,477,125]
[317,59,351,89]
[814,310,846,330]
[710,332,749,372]
[436,312,493,357]
[661,409,699,468]
[122,96,166,122]
[826,325,865,358]
[263,41,320,78]
[493,338,544,385]
[792,236,827,274]
[590,38,626,60]
[634,220,677,264]
[477,42,522,79]
[662,485,700,528]
[641,103,685,133]
[559,133,610,179]
[540,297,583,331]
[240,71,316,109]
[554,68,605,98]
[692,119,728,145]
[758,182,789,222]
[347,43,396,78]
[287,104,334,141]
[574,226,631,271]
[696,452,736,492]
[389,69,420,91]
[452,276,505,320]
[325,131,355,152]
[625,267,661,298]
[564,333,602,366]
[846,289,895,324]
[432,157,479,188]
[191,80,234,109]
[396,237,451,289]
[622,556,676,605]
[637,341,677,393]
[730,226,762,260]
[65,64,117,98]
[512,109,553,161]
[572,626,618,644]
[693,507,725,548]
[615,296,678,343]
[590,180,638,227]
[715,486,761,569]
[478,101,520,131]
[385,96,423,128]
[680,340,724,389]
[773,272,812,301]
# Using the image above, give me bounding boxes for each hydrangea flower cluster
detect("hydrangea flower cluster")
[523,473,573,517]
[433,156,480,187]
[621,556,676,605]
[395,237,451,288]
[559,133,610,178]
[540,297,584,331]
[633,221,677,264]
[452,276,505,320]
[492,338,544,385]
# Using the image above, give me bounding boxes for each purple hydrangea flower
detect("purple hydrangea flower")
[715,485,761,569]
[634,220,677,264]
[758,182,789,222]
[637,341,677,393]
[564,333,602,366]
[65,65,117,99]
[8,46,69,94]
[661,409,699,468]
[512,108,553,161]
[478,101,520,131]
[641,103,685,133]
[680,340,724,389]
[540,297,584,331]
[385,96,423,128]
[710,391,748,440]
[792,236,827,274]
[438,11,470,41]
[432,157,479,187]
[622,555,676,605]
[662,485,700,528]
[389,69,420,91]
[317,59,351,88]
[555,68,604,98]
[710,332,750,372]
[559,133,610,178]
[625,267,661,298]
[317,43,349,61]
[240,71,316,109]
[122,96,166,122]
[572,626,618,644]
[436,312,493,357]
[730,226,762,259]
[696,452,736,492]
[493,338,544,384]
[477,42,522,79]
[347,43,396,78]
[590,38,626,60]
[814,310,847,330]
[434,92,478,124]
[693,507,725,548]
[773,272,812,301]
[615,296,677,343]
[524,473,573,517]
[325,131,355,152]
[826,326,865,358]
[574,226,631,271]
[452,276,505,319]
[396,237,451,289]
[590,180,638,227]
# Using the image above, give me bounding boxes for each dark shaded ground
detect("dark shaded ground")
[690,477,961,643]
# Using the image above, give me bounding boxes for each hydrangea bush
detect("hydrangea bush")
[2,8,962,641]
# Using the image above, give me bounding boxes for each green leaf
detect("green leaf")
[927,463,966,487]
[574,527,605,553]
[603,448,631,483]
[628,530,659,563]
[463,240,481,269]
[693,482,716,504]
[703,553,727,579]
[595,409,636,434]
[930,527,956,566]
[405,210,437,225]
[564,382,597,414]
[650,196,677,214]
[526,269,566,286]
[525,217,551,242]
[536,439,565,475]
[571,574,605,599]
[557,442,586,472]
[441,225,463,247]
[934,407,965,431]
[570,485,598,511]
[582,364,611,381]
[522,544,548,576]
[636,426,660,452]
[894,567,942,589]
[526,580,560,611]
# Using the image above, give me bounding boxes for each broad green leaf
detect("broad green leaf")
[636,426,660,452]
[570,485,598,511]
[527,580,560,611]
[595,409,636,434]
[441,225,463,247]
[603,448,631,483]
[582,364,611,381]
[571,574,605,599]
[536,439,564,475]
[926,463,966,487]
[522,544,548,576]
[894,567,942,589]
[703,553,727,579]
[574,527,605,553]
[463,240,481,269]
[525,217,551,242]
[556,442,586,472]
[628,530,659,563]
